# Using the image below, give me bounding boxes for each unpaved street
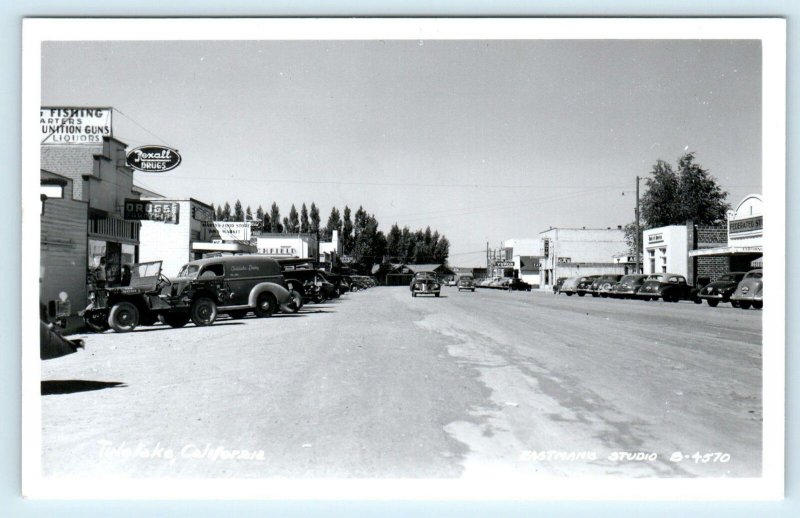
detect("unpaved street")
[41,287,762,479]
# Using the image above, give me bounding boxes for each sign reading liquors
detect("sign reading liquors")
[124,199,180,224]
[126,146,182,172]
[41,107,112,145]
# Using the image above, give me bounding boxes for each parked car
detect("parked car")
[696,272,747,307]
[489,277,510,289]
[175,255,294,320]
[553,277,568,294]
[81,260,227,332]
[558,276,582,296]
[636,273,693,302]
[410,271,441,297]
[508,278,532,291]
[730,269,763,309]
[610,274,648,298]
[478,277,494,288]
[575,275,601,297]
[457,275,476,292]
[589,274,623,297]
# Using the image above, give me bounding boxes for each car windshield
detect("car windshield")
[177,264,200,278]
[717,274,740,282]
[415,273,436,280]
[646,274,665,281]
[746,271,763,279]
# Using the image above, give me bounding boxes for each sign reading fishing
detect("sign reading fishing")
[40,107,112,145]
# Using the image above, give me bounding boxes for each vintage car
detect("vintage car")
[589,274,623,297]
[575,275,601,297]
[457,275,476,292]
[410,271,441,297]
[610,274,648,298]
[508,278,532,291]
[489,277,511,289]
[176,255,295,319]
[636,273,693,302]
[696,272,747,307]
[730,269,763,309]
[553,277,568,294]
[82,260,227,332]
[558,276,582,296]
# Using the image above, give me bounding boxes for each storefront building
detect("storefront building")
[643,226,689,276]
[137,199,258,277]
[40,134,144,314]
[501,238,542,285]
[538,227,629,291]
[255,233,318,260]
[688,194,763,278]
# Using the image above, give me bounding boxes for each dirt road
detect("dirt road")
[41,286,762,479]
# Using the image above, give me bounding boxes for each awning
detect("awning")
[191,241,257,254]
[688,246,762,258]
[751,256,763,268]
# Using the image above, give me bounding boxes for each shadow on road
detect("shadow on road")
[42,380,127,395]
[131,322,246,333]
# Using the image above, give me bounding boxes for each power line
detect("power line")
[113,108,172,147]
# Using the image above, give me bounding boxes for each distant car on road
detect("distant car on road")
[729,269,763,310]
[457,275,476,292]
[696,272,747,307]
[558,276,582,296]
[508,278,532,291]
[410,272,441,297]
[636,273,693,302]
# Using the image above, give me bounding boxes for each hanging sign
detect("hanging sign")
[41,107,112,145]
[126,146,182,172]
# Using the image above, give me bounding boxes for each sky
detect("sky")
[41,39,762,267]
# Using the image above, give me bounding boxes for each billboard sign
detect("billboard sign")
[41,107,112,145]
[126,146,182,172]
[123,199,180,224]
[202,221,251,242]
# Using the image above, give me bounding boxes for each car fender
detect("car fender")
[248,282,292,307]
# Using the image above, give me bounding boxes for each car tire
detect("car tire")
[108,302,139,333]
[288,290,303,312]
[693,298,702,305]
[739,302,752,310]
[566,292,573,297]
[578,292,585,297]
[707,300,719,308]
[162,313,190,328]
[753,301,763,309]
[591,293,599,298]
[254,292,277,317]
[435,293,440,297]
[227,309,248,319]
[190,297,217,326]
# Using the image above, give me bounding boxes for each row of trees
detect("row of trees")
[209,201,450,269]
[625,152,731,254]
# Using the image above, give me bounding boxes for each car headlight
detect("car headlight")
[88,291,96,302]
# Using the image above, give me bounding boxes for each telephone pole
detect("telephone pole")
[635,175,641,274]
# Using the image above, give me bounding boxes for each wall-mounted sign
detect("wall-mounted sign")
[126,146,182,172]
[648,233,664,244]
[519,256,541,272]
[191,205,214,222]
[202,221,251,242]
[124,199,180,224]
[729,216,763,234]
[557,257,572,264]
[494,261,514,268]
[41,107,112,145]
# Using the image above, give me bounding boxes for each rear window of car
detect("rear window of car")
[746,271,763,279]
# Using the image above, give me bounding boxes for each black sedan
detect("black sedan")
[696,272,747,307]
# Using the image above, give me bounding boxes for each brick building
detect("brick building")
[643,222,728,285]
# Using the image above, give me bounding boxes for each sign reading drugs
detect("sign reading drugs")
[126,146,182,172]
[41,107,112,145]
[202,221,252,242]
[124,199,180,224]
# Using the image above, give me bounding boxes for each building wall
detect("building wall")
[643,225,688,276]
[502,238,541,257]
[728,194,763,249]
[139,200,194,277]
[40,172,89,313]
[40,145,98,200]
[256,233,317,259]
[538,228,628,288]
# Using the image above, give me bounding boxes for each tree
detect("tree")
[433,235,450,263]
[341,206,353,255]
[300,203,310,233]
[269,202,281,233]
[323,207,342,241]
[255,205,264,231]
[288,204,300,233]
[309,203,321,235]
[640,153,729,229]
[282,217,290,234]
[386,223,402,259]
[221,202,232,222]
[234,200,244,222]
[245,205,253,222]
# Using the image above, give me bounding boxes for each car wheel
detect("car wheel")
[288,290,303,312]
[739,301,751,310]
[693,298,702,305]
[566,292,573,297]
[162,313,190,328]
[227,309,248,319]
[435,292,440,297]
[108,302,139,333]
[578,292,585,297]
[707,300,719,308]
[254,293,277,317]
[753,301,763,309]
[591,293,599,298]
[190,297,217,326]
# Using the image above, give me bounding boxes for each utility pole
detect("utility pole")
[635,175,641,274]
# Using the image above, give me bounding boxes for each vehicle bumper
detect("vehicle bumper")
[730,294,762,302]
